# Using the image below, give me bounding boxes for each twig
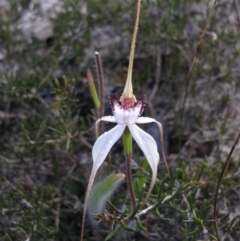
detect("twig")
[79,134,93,149]
[126,154,136,209]
[148,46,162,118]
[233,0,240,28]
[178,0,219,152]
[59,163,77,188]
[55,201,61,233]
[157,122,170,178]
[213,130,240,240]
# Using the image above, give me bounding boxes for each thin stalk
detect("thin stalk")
[233,0,240,28]
[141,172,156,207]
[178,0,218,153]
[80,169,97,241]
[148,46,161,117]
[157,122,170,178]
[126,155,136,209]
[123,130,136,209]
[213,130,240,240]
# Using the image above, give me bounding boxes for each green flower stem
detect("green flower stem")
[123,129,136,209]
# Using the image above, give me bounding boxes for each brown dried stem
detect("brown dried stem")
[178,0,219,151]
[213,131,240,240]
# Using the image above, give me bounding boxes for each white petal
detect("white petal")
[128,124,159,201]
[128,124,159,171]
[81,122,123,241]
[136,117,157,124]
[95,116,116,137]
[99,116,116,123]
[136,117,170,178]
[92,124,126,172]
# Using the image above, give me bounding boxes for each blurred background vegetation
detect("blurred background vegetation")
[0,0,240,240]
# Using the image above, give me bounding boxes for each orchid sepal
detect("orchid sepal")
[128,124,159,204]
[93,123,125,172]
[136,117,170,178]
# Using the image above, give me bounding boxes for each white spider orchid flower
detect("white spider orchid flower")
[92,93,160,198]
[80,93,167,241]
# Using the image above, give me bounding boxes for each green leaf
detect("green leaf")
[87,69,100,110]
[88,173,125,226]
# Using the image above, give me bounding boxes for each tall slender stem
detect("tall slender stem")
[178,0,218,154]
[123,130,136,209]
[80,169,97,241]
[213,130,240,240]
[126,154,136,209]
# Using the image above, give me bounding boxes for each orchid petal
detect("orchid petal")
[136,117,170,178]
[81,123,125,241]
[92,124,126,172]
[128,124,159,202]
[128,124,159,173]
[95,116,117,137]
[136,117,156,124]
[99,116,116,123]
